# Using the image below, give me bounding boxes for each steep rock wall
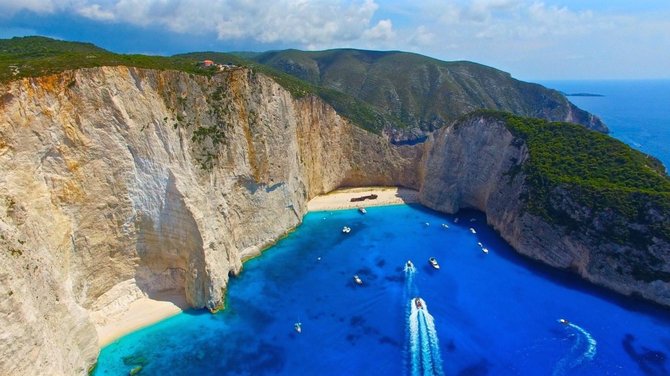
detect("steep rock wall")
[418,114,670,307]
[0,67,420,375]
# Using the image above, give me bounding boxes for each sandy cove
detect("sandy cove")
[307,186,419,211]
[96,293,188,347]
[96,186,418,348]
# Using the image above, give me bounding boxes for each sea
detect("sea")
[94,81,670,376]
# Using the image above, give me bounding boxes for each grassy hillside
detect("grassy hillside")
[1,37,604,137]
[0,38,389,133]
[481,111,670,250]
[0,36,215,82]
[253,49,606,135]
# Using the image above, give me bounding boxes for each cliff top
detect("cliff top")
[1,37,606,138]
[473,111,670,251]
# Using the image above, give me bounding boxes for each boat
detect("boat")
[342,226,351,234]
[350,194,378,202]
[353,275,363,285]
[454,218,460,223]
[406,260,414,269]
[441,223,449,229]
[482,248,489,254]
[294,322,302,333]
[414,297,424,310]
[469,227,477,234]
[358,207,367,214]
[477,242,483,247]
[429,257,440,269]
[558,318,569,325]
[425,222,430,226]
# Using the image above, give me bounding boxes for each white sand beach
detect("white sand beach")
[307,186,419,211]
[96,294,187,347]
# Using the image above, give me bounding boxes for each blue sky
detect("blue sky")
[1,0,669,80]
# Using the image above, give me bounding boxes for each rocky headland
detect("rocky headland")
[0,65,667,375]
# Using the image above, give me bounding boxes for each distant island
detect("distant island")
[562,92,605,97]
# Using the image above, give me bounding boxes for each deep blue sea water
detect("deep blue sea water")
[540,80,670,169]
[95,205,670,376]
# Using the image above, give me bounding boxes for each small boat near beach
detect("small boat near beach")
[358,207,367,214]
[482,248,489,254]
[342,226,351,234]
[353,275,363,285]
[429,257,440,269]
[294,322,302,333]
[469,227,477,234]
[441,223,449,229]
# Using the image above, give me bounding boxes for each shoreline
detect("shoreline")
[307,186,419,211]
[96,186,418,348]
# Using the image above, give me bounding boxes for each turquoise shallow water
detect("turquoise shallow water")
[95,205,670,375]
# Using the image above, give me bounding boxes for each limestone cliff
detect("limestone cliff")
[419,113,670,307]
[0,66,420,375]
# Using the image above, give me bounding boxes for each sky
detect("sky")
[1,0,669,80]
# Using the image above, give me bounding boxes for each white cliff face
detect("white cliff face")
[0,67,420,375]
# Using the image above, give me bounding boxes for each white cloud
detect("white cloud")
[362,19,395,42]
[0,0,389,48]
[77,4,115,21]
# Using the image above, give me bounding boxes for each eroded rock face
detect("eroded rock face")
[0,68,665,375]
[0,67,420,375]
[418,114,670,307]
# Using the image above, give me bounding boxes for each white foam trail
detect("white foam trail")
[568,323,597,360]
[409,304,420,376]
[408,298,444,376]
[552,321,597,376]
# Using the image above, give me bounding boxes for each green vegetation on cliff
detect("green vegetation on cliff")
[0,37,388,134]
[0,36,214,81]
[1,37,605,137]
[484,111,670,255]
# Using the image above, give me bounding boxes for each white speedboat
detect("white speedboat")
[414,297,424,310]
[429,257,440,269]
[482,248,489,254]
[406,260,414,269]
[342,226,351,234]
[558,318,569,325]
[294,322,302,333]
[441,223,449,229]
[477,242,483,247]
[469,227,477,234]
[353,275,363,285]
[358,207,367,214]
